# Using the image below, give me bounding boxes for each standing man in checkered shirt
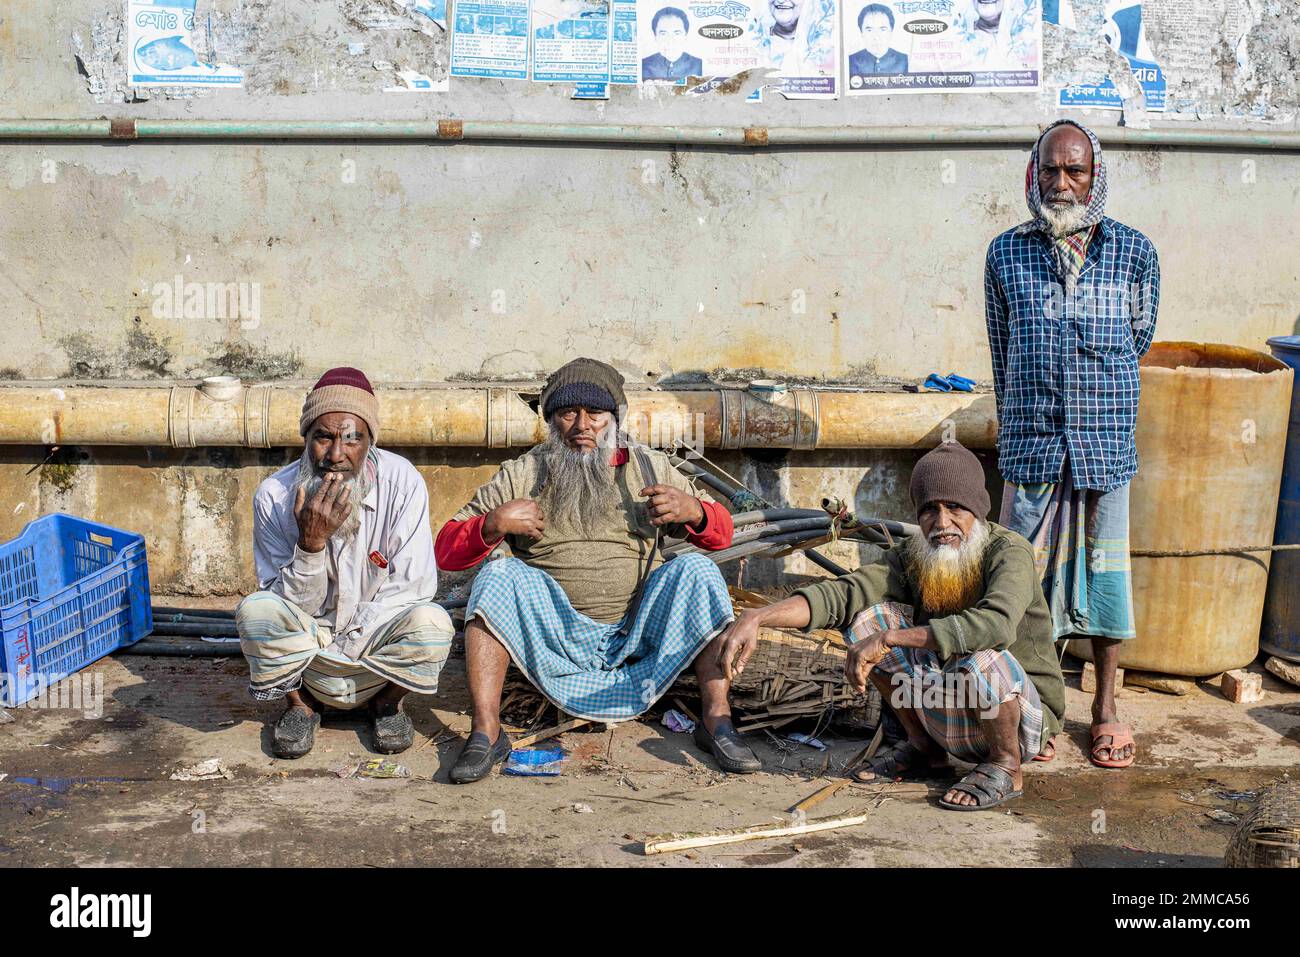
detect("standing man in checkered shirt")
[984,120,1159,770]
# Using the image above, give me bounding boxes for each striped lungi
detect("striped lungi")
[999,460,1136,641]
[466,552,733,722]
[236,592,454,708]
[851,602,1045,762]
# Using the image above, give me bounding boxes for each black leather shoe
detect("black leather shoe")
[272,707,320,759]
[449,729,512,784]
[371,707,415,754]
[694,719,762,774]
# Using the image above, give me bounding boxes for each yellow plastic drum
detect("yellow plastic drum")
[1069,342,1293,676]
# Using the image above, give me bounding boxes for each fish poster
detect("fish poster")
[127,0,244,87]
[841,0,1041,95]
[636,0,841,99]
[531,0,613,83]
[451,0,532,79]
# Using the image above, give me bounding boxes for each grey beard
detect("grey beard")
[294,448,371,544]
[1040,198,1089,238]
[538,425,619,538]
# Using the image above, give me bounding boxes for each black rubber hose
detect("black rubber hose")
[152,606,236,620]
[666,454,743,501]
[667,454,851,576]
[696,529,848,566]
[119,640,240,657]
[151,622,240,638]
[730,508,829,526]
[662,516,831,556]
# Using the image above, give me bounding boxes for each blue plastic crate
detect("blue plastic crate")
[0,514,152,707]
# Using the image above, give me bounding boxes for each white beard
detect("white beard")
[1040,197,1089,238]
[294,448,372,544]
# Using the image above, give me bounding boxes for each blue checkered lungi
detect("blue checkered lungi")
[465,552,734,722]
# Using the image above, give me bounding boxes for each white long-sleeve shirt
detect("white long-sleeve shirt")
[251,448,438,660]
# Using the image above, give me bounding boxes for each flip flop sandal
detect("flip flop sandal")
[1090,721,1136,769]
[1032,736,1056,763]
[852,740,946,783]
[939,762,1023,812]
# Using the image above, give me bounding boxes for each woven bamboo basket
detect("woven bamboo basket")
[1224,783,1300,868]
[671,587,880,733]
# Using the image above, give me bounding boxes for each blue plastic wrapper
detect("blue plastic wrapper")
[503,747,565,777]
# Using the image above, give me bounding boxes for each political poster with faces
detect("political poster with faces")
[842,0,1041,95]
[636,0,841,99]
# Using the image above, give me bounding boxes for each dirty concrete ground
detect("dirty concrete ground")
[2,630,1297,868]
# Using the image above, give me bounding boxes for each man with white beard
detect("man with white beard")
[715,443,1065,811]
[237,368,452,759]
[436,358,749,783]
[985,120,1159,770]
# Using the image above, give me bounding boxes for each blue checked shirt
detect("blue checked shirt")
[984,217,1160,492]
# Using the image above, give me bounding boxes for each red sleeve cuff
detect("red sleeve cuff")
[684,499,734,551]
[434,515,502,571]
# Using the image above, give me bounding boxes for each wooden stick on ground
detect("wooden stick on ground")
[511,717,590,749]
[642,810,870,856]
[788,724,885,815]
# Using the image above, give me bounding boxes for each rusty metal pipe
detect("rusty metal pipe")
[0,381,996,450]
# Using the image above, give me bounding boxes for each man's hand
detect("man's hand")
[294,473,352,553]
[641,484,705,528]
[716,611,762,682]
[845,631,893,695]
[483,499,546,540]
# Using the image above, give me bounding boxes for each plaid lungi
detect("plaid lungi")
[237,592,454,709]
[466,553,733,722]
[999,459,1136,641]
[851,602,1045,762]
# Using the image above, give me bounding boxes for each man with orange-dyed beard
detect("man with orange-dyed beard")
[715,442,1065,812]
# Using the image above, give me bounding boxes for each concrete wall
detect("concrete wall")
[0,0,1296,594]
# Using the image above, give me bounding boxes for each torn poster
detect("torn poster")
[532,0,613,82]
[384,69,452,91]
[127,0,244,88]
[451,0,532,78]
[611,0,639,83]
[637,0,840,99]
[411,0,450,29]
[1057,0,1164,111]
[843,0,1041,95]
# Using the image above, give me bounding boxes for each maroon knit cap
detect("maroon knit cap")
[312,367,374,395]
[299,367,380,439]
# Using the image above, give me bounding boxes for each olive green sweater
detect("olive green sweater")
[794,522,1065,738]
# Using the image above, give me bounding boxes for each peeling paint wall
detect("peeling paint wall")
[1,0,1298,386]
[0,1,1298,593]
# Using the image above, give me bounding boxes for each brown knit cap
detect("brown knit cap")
[299,367,380,441]
[909,442,991,519]
[539,357,627,420]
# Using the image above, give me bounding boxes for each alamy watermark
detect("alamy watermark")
[2,671,104,719]
[147,273,260,329]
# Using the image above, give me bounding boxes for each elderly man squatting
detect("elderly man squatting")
[236,367,453,758]
[715,443,1066,811]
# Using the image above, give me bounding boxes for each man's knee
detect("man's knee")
[397,602,454,636]
[235,591,293,633]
